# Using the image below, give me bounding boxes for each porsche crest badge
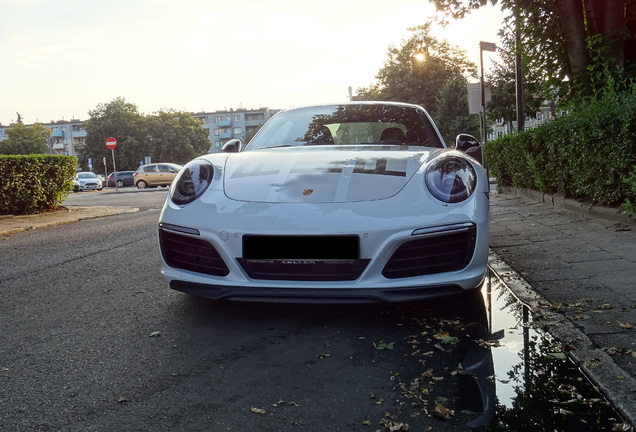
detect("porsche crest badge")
[302,189,314,196]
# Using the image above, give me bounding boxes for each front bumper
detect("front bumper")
[168,279,472,303]
[158,214,489,303]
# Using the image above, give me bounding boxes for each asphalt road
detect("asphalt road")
[1,189,494,431]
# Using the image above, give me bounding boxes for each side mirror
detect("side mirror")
[454,134,483,165]
[222,139,242,153]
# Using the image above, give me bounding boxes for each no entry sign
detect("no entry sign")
[105,137,117,150]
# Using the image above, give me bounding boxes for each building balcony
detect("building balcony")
[219,132,232,139]
[51,130,64,138]
[217,120,231,127]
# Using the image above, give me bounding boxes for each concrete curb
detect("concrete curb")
[0,206,140,236]
[499,186,636,228]
[489,252,636,425]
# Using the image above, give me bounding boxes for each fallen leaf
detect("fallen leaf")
[251,407,266,414]
[478,339,501,348]
[373,341,395,350]
[490,329,505,340]
[273,400,298,407]
[434,403,455,420]
[613,422,632,431]
[380,419,410,431]
[441,336,459,345]
[618,321,633,330]
[434,331,450,340]
[317,353,331,359]
[149,331,161,337]
[547,352,567,360]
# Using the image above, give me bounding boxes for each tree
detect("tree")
[428,0,636,100]
[80,97,146,171]
[143,110,211,163]
[357,22,477,120]
[0,121,50,155]
[486,25,543,130]
[434,74,481,143]
[80,98,210,172]
[244,124,264,144]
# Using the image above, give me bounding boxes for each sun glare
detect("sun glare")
[413,52,426,62]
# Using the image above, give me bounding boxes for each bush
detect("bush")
[484,92,636,208]
[622,166,636,218]
[0,155,77,215]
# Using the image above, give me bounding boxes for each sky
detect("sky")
[0,0,505,125]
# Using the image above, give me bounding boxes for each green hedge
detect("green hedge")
[484,93,636,207]
[0,155,77,215]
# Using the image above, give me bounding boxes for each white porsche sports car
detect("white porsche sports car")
[158,102,489,303]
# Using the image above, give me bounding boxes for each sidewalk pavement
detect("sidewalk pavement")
[0,206,139,236]
[490,186,636,426]
[1,191,635,424]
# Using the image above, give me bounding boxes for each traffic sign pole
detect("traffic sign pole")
[103,157,108,188]
[105,137,118,191]
[111,149,118,191]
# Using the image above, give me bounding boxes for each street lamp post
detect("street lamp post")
[479,41,497,144]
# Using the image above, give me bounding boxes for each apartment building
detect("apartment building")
[0,107,280,156]
[191,107,280,153]
[489,105,558,140]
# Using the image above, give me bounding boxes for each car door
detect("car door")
[157,164,178,185]
[143,165,159,186]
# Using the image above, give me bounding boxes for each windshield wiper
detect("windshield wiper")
[258,144,293,150]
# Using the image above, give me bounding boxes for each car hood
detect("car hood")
[223,146,442,203]
[77,178,99,185]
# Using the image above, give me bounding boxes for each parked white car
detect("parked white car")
[158,102,489,303]
[73,172,103,192]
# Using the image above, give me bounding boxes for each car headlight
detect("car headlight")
[170,159,214,205]
[425,155,476,203]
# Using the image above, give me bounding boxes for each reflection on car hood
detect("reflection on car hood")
[223,145,440,203]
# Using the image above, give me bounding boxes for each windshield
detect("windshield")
[246,103,444,150]
[78,173,97,179]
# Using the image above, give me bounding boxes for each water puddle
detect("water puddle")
[484,269,626,431]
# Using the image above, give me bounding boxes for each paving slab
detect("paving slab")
[490,187,636,426]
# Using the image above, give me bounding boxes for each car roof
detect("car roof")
[278,101,426,113]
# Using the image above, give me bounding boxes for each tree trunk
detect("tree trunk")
[557,0,591,94]
[626,0,636,66]
[603,0,626,66]
[585,0,602,36]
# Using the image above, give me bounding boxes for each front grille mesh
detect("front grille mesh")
[237,258,370,281]
[382,226,476,279]
[159,229,229,276]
